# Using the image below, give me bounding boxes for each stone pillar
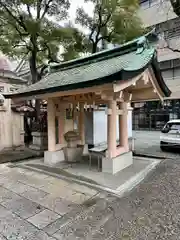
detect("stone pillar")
[107,100,117,158]
[119,102,129,151]
[47,98,56,151]
[79,104,85,145]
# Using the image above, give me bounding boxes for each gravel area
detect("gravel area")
[93,158,180,240]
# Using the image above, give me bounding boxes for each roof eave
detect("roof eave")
[4,68,147,99]
[151,57,171,98]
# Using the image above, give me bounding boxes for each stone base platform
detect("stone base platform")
[102,151,133,174]
[17,156,160,196]
[44,150,65,165]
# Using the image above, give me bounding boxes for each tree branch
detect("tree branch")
[101,12,112,27]
[44,42,58,62]
[40,0,53,20]
[98,34,111,43]
[89,25,96,43]
[26,4,32,18]
[95,6,103,44]
[37,0,43,19]
[4,20,31,50]
[0,2,27,32]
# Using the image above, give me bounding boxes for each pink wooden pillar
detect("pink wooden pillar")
[58,108,65,144]
[78,104,85,144]
[47,98,56,151]
[119,102,129,151]
[107,100,117,158]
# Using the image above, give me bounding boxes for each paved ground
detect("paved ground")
[133,130,180,159]
[1,157,180,239]
[0,163,103,239]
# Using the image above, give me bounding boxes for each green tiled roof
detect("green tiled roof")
[4,31,171,98]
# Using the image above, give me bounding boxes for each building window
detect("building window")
[0,86,4,92]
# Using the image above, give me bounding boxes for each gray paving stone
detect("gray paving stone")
[0,186,20,203]
[3,181,31,194]
[52,199,112,240]
[29,231,57,240]
[0,176,12,186]
[69,191,92,204]
[43,205,86,235]
[68,183,98,196]
[27,209,60,229]
[39,182,69,194]
[1,196,44,219]
[21,187,48,202]
[18,175,45,188]
[0,213,39,240]
[0,205,12,218]
[0,234,7,240]
[41,195,75,215]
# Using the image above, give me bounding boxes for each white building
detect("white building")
[132,0,180,131]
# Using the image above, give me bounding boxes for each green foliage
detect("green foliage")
[0,0,81,82]
[76,0,144,53]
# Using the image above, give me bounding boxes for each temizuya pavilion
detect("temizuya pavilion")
[4,34,171,175]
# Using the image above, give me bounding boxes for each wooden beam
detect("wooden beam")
[148,67,164,101]
[113,74,143,93]
[12,83,113,101]
[105,108,127,115]
[131,87,158,101]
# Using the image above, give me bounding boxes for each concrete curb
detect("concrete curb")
[134,151,178,160]
[14,157,161,198]
[133,151,166,160]
[116,159,161,196]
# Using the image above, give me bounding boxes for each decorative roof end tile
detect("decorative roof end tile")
[136,36,149,54]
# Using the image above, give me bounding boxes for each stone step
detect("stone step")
[52,197,114,240]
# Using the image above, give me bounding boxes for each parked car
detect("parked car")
[160,119,180,151]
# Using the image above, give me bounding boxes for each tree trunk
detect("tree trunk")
[29,50,38,85]
[101,27,108,51]
[92,43,98,53]
[29,47,41,120]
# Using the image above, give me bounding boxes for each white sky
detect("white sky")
[65,0,94,33]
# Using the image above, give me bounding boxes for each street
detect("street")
[133,130,180,159]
